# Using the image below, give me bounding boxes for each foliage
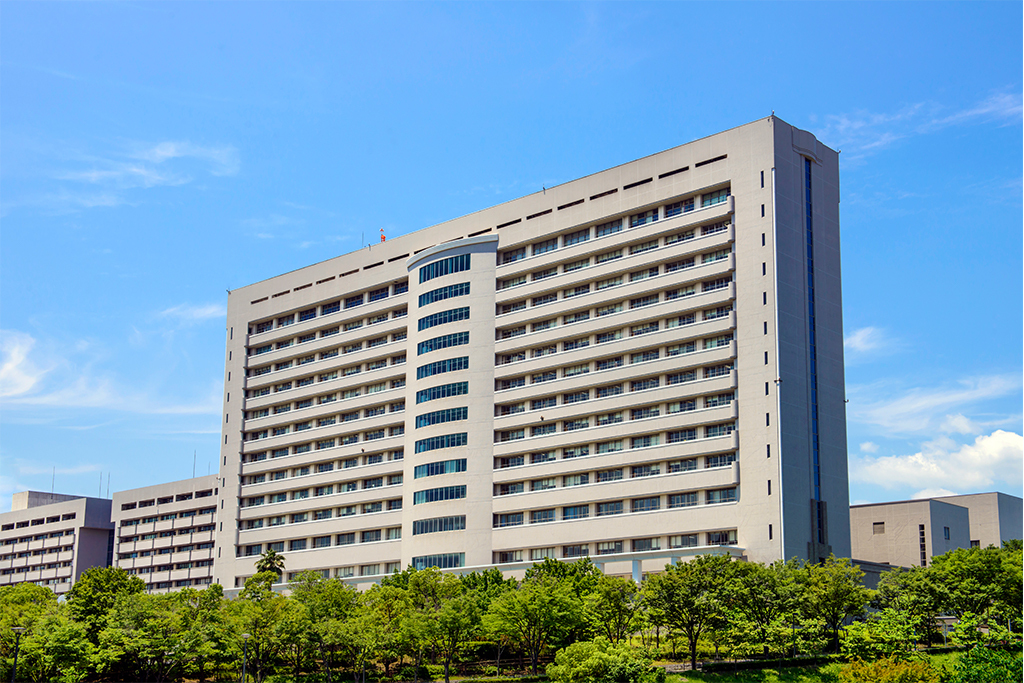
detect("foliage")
[546,637,662,683]
[835,657,942,683]
[255,547,287,578]
[64,566,146,640]
[948,646,1024,683]
[840,609,920,661]
[797,556,872,653]
[586,575,643,645]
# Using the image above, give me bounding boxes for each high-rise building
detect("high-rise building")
[111,475,220,592]
[0,493,114,595]
[214,116,850,589]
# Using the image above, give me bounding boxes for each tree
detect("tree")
[407,569,480,683]
[226,571,293,683]
[92,591,179,682]
[483,576,582,674]
[841,608,921,661]
[645,554,731,671]
[585,575,642,645]
[874,566,943,643]
[254,548,286,579]
[798,555,871,653]
[290,572,358,683]
[0,582,57,679]
[723,559,801,656]
[65,566,145,641]
[19,607,94,683]
[175,584,230,683]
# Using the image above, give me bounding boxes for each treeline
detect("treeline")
[0,543,1020,683]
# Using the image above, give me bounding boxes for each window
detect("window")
[495,511,523,525]
[532,371,556,384]
[668,428,697,443]
[706,423,736,438]
[531,509,555,524]
[418,306,470,332]
[289,539,307,551]
[596,331,622,345]
[500,377,525,391]
[531,396,556,410]
[633,538,660,552]
[596,384,623,398]
[595,219,622,237]
[669,534,698,549]
[414,433,468,453]
[596,249,622,264]
[626,325,659,337]
[702,452,736,471]
[597,501,623,516]
[413,485,467,505]
[597,541,623,555]
[497,551,523,563]
[532,345,556,359]
[596,440,622,454]
[499,275,527,290]
[705,392,735,408]
[596,276,622,291]
[944,526,950,541]
[417,356,469,380]
[707,529,737,545]
[704,305,733,321]
[563,337,589,351]
[532,268,557,281]
[702,188,730,207]
[563,390,589,405]
[668,493,698,508]
[531,424,556,437]
[563,445,589,458]
[500,326,526,340]
[416,381,469,404]
[497,402,524,416]
[668,400,696,414]
[631,350,659,365]
[664,197,695,218]
[667,341,696,357]
[415,406,469,428]
[563,228,590,247]
[631,435,658,449]
[704,364,733,379]
[533,238,557,256]
[501,247,526,264]
[872,522,885,535]
[532,293,557,307]
[629,240,658,255]
[413,516,466,535]
[414,458,467,478]
[707,488,737,505]
[532,319,556,332]
[563,363,589,378]
[563,419,589,432]
[564,258,590,272]
[630,378,659,392]
[564,311,590,324]
[420,254,471,283]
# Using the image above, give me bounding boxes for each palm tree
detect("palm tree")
[255,547,286,578]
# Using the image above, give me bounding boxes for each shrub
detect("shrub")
[836,657,942,683]
[949,646,1024,683]
[546,638,660,683]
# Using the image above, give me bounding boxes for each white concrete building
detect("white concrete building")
[214,116,851,588]
[111,475,219,592]
[0,493,114,595]
[851,492,1023,568]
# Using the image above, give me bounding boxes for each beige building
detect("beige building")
[0,493,114,595]
[214,116,851,589]
[111,475,219,592]
[850,492,1023,568]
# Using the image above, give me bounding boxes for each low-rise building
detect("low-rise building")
[0,493,114,595]
[850,491,1023,568]
[111,475,220,592]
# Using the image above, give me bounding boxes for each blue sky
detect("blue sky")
[1,2,1021,511]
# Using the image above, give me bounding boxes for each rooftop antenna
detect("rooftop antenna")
[98,472,102,497]
[106,472,110,498]
[193,450,197,479]
[51,467,55,494]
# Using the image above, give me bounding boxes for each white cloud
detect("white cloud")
[18,463,100,476]
[131,141,240,176]
[816,91,1023,160]
[859,442,879,453]
[940,413,980,435]
[156,303,226,324]
[0,329,220,416]
[844,326,886,353]
[911,488,959,500]
[0,330,49,397]
[848,374,1021,436]
[851,430,1023,492]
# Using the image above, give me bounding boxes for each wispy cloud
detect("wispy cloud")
[18,462,101,476]
[156,303,226,324]
[859,442,879,453]
[844,326,887,353]
[851,430,1023,494]
[0,329,221,416]
[131,141,239,176]
[816,91,1023,161]
[911,488,959,500]
[848,373,1021,436]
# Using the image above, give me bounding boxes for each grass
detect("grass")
[668,666,837,683]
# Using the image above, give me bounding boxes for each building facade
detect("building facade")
[851,492,1024,568]
[0,493,114,595]
[111,475,220,592]
[214,116,851,588]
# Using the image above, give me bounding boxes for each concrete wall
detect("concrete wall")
[850,499,971,567]
[934,492,1023,549]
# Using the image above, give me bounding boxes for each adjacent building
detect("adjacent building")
[215,116,852,589]
[850,492,1023,568]
[0,493,114,595]
[111,475,220,592]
